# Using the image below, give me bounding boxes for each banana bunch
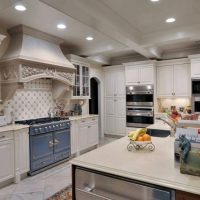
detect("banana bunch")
[128,128,147,141]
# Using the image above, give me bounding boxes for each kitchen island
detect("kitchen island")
[71,136,200,199]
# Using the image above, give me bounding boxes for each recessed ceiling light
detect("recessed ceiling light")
[166,17,176,23]
[150,0,160,2]
[57,24,66,29]
[15,3,26,11]
[86,36,94,41]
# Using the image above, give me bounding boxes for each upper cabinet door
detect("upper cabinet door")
[115,70,125,97]
[191,62,200,78]
[125,66,139,85]
[173,63,191,96]
[104,71,115,97]
[140,65,154,85]
[157,65,174,97]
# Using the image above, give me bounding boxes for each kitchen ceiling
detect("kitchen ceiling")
[0,0,200,64]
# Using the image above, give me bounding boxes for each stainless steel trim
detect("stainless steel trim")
[193,97,200,101]
[126,85,154,93]
[126,106,154,110]
[126,91,153,94]
[76,188,112,200]
[126,102,153,106]
[75,167,174,200]
[126,113,153,117]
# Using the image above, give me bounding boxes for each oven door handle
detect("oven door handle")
[48,140,54,148]
[127,113,153,117]
[54,139,59,146]
[126,91,153,94]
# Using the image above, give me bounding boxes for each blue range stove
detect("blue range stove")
[16,117,71,175]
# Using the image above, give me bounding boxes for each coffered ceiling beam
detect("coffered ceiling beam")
[40,0,161,59]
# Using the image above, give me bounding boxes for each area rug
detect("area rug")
[47,186,72,200]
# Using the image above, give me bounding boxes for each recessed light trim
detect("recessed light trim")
[57,24,66,29]
[150,0,160,2]
[86,36,94,41]
[15,4,26,11]
[166,17,176,23]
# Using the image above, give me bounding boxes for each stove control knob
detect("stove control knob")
[34,128,38,133]
[45,127,48,130]
[56,125,59,127]
[60,124,62,127]
[53,125,55,128]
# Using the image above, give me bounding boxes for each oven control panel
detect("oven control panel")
[29,121,70,135]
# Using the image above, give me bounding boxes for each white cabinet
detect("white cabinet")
[79,124,89,151]
[70,120,78,155]
[0,140,14,182]
[0,128,29,185]
[157,59,191,97]
[189,55,200,78]
[104,66,126,136]
[124,61,155,85]
[105,97,126,136]
[14,128,29,178]
[87,122,98,146]
[67,55,90,99]
[157,65,174,97]
[78,117,99,151]
[70,116,99,154]
[104,66,125,97]
[173,64,191,96]
[125,66,139,85]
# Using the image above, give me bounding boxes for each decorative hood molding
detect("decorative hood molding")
[0,25,75,86]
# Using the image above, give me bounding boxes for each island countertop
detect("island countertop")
[71,136,200,195]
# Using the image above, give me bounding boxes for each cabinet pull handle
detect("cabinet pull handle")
[54,139,59,145]
[48,141,54,148]
[81,120,85,123]
[0,135,5,139]
[92,118,95,121]
[88,126,91,128]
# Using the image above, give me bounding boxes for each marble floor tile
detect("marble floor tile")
[11,192,44,200]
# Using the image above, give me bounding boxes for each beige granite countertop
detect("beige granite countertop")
[71,136,200,195]
[69,114,99,121]
[147,121,171,131]
[0,124,29,132]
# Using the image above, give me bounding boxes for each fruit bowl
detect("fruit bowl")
[127,140,155,151]
[127,128,155,151]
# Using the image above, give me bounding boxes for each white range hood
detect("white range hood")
[0,25,76,101]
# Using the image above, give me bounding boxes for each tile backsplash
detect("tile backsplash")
[157,98,191,112]
[4,79,55,121]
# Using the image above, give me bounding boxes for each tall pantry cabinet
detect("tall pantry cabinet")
[103,66,126,136]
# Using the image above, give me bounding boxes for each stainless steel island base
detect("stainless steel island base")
[72,165,175,200]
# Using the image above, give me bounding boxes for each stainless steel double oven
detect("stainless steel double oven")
[126,85,154,128]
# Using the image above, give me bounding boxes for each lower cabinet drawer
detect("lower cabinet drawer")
[0,131,13,142]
